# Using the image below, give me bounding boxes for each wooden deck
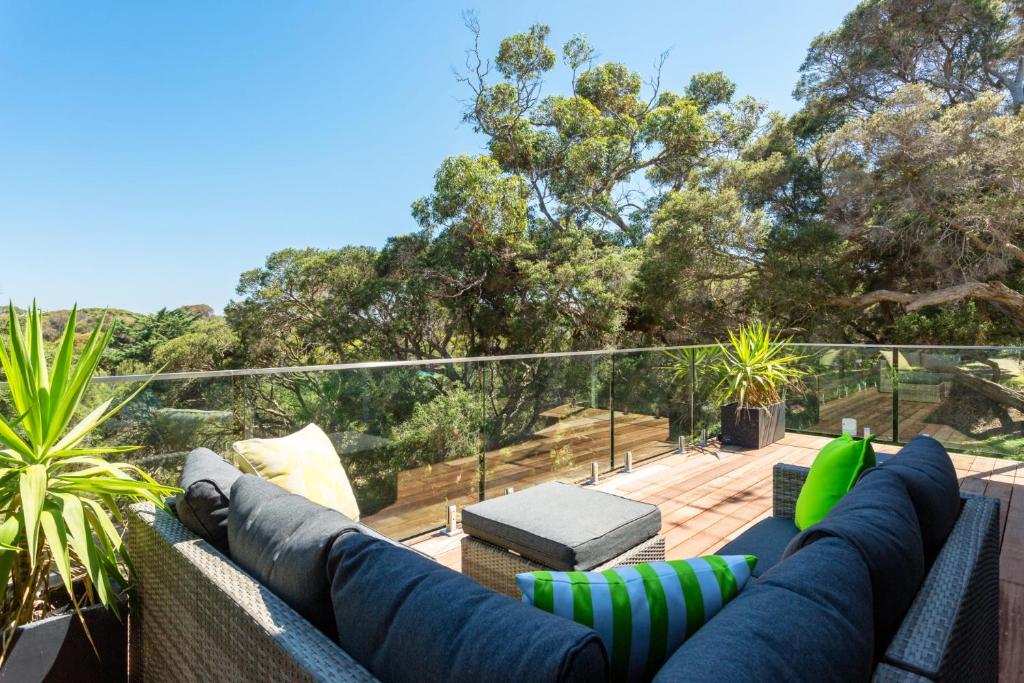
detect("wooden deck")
[806,386,979,447]
[404,432,1024,681]
[362,406,675,538]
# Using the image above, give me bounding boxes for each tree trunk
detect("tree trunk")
[949,367,1024,412]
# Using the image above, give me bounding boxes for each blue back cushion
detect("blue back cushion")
[783,466,925,654]
[652,537,874,683]
[175,448,242,554]
[881,435,961,565]
[228,475,363,639]
[328,532,609,683]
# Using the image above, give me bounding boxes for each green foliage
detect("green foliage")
[711,323,806,408]
[796,0,1020,118]
[152,318,238,372]
[686,71,736,112]
[105,307,200,370]
[389,380,483,466]
[891,303,1003,346]
[496,23,556,81]
[662,346,722,386]
[0,304,177,658]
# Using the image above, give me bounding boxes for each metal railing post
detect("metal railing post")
[478,363,488,501]
[891,347,900,442]
[608,354,616,471]
[689,352,696,440]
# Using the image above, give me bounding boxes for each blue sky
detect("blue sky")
[0,1,855,313]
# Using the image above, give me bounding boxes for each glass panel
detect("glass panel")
[482,354,611,501]
[694,346,723,445]
[610,349,682,468]
[86,375,241,487]
[234,363,485,540]
[897,347,1024,457]
[787,345,890,440]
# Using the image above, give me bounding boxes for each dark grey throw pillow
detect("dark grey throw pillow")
[328,532,609,683]
[228,475,364,638]
[783,465,925,655]
[881,435,961,565]
[175,448,242,554]
[653,537,874,683]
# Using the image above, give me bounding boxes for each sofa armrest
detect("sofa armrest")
[127,503,379,683]
[772,463,809,518]
[879,494,1000,682]
[872,663,933,682]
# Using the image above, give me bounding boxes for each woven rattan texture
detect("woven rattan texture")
[127,503,379,683]
[461,533,666,597]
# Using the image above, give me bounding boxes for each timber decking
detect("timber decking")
[362,406,674,538]
[804,386,978,446]
[404,432,1024,681]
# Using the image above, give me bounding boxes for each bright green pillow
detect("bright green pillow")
[516,555,756,682]
[795,433,876,530]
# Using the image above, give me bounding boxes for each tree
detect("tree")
[104,307,201,371]
[817,85,1024,332]
[796,0,1024,119]
[460,15,764,248]
[152,318,239,372]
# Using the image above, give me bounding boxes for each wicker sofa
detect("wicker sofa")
[768,463,1000,682]
[126,451,1000,682]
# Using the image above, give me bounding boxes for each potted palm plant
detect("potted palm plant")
[713,323,805,449]
[0,303,177,681]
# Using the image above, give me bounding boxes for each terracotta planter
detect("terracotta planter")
[720,401,785,449]
[0,593,126,683]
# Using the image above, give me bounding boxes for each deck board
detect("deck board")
[401,432,1024,681]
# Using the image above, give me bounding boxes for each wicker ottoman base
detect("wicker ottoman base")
[461,534,666,597]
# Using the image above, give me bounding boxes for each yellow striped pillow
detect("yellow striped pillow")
[231,424,360,521]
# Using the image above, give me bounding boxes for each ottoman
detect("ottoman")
[460,481,664,596]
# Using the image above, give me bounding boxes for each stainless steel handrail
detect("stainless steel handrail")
[86,342,1024,384]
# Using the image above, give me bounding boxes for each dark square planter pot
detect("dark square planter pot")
[0,595,127,683]
[720,401,785,449]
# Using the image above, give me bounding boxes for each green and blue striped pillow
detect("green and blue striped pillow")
[516,555,756,682]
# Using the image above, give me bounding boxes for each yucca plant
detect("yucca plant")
[0,303,177,662]
[713,322,806,408]
[663,345,724,388]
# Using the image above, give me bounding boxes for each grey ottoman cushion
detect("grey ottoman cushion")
[461,481,660,571]
[783,465,925,655]
[328,532,608,683]
[228,475,367,638]
[881,435,961,565]
[653,536,874,683]
[715,516,799,577]
[174,448,242,554]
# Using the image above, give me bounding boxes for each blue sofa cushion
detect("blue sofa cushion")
[228,474,366,638]
[881,435,961,565]
[175,448,242,554]
[715,516,799,577]
[328,532,609,683]
[783,466,925,654]
[652,537,874,683]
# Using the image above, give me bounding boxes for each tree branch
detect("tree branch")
[827,281,1024,326]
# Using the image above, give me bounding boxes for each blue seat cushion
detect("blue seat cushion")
[715,516,799,577]
[652,537,874,683]
[228,474,368,638]
[328,532,609,683]
[174,448,242,554]
[880,435,961,565]
[783,465,925,654]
